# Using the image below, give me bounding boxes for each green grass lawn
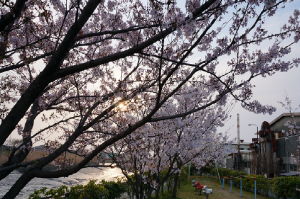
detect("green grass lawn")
[173,177,271,199]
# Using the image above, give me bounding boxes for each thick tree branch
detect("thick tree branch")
[0,0,104,147]
[0,0,27,32]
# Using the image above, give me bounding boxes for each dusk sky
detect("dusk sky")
[218,64,300,143]
[217,0,300,142]
[6,0,300,146]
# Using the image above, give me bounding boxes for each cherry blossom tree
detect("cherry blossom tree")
[109,94,232,199]
[0,0,299,198]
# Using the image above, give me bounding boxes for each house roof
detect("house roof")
[269,112,300,126]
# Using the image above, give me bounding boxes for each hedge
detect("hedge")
[272,176,300,199]
[202,167,300,198]
[28,179,126,199]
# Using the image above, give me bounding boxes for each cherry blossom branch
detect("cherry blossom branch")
[75,24,161,41]
[0,0,105,148]
[0,0,27,32]
[0,51,53,73]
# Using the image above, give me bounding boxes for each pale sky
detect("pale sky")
[218,65,300,143]
[217,1,300,142]
[6,0,300,146]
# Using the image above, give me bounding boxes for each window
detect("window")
[280,164,286,172]
[290,164,298,171]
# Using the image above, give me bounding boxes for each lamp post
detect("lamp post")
[249,124,259,175]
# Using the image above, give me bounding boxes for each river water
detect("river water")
[0,166,125,199]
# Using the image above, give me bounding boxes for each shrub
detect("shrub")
[211,168,247,179]
[80,180,108,199]
[209,169,270,196]
[200,167,300,198]
[241,175,270,196]
[215,168,232,178]
[28,179,126,199]
[186,165,213,176]
[272,176,300,199]
[188,164,198,175]
[101,180,126,199]
[201,167,212,175]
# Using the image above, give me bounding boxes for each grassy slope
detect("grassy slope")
[174,177,271,199]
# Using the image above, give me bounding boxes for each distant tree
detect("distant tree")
[0,0,299,198]
[4,138,23,149]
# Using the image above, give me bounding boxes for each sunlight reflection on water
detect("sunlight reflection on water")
[0,165,124,199]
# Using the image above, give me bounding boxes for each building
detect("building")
[225,112,300,177]
[270,113,300,176]
[225,141,251,174]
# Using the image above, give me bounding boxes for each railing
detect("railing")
[222,175,257,199]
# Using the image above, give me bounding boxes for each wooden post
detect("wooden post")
[214,176,216,185]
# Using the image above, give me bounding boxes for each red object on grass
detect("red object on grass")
[196,181,205,195]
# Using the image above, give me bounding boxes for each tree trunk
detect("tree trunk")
[2,171,34,199]
[199,167,203,176]
[172,172,179,198]
[154,186,161,199]
[146,187,153,199]
[0,99,39,181]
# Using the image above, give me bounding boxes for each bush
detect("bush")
[241,175,270,196]
[186,165,213,176]
[201,167,212,175]
[188,164,198,175]
[101,180,126,199]
[192,167,300,198]
[213,168,230,178]
[211,168,247,179]
[272,176,300,199]
[179,166,188,182]
[80,180,108,199]
[208,169,270,196]
[28,179,126,199]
